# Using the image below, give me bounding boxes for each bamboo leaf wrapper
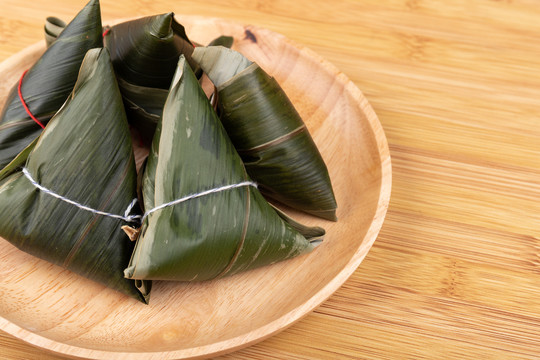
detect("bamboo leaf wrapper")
[192,47,338,221]
[125,56,324,281]
[0,48,150,303]
[104,13,196,142]
[0,0,103,169]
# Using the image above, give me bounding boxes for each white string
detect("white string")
[139,180,257,223]
[22,167,141,222]
[21,167,257,225]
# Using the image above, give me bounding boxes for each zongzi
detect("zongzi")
[192,46,338,221]
[0,0,103,169]
[104,13,196,143]
[124,56,324,281]
[0,48,150,303]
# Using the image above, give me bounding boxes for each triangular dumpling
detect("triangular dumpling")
[0,48,149,303]
[104,13,197,143]
[0,0,102,169]
[124,56,323,281]
[105,12,196,89]
[192,46,338,221]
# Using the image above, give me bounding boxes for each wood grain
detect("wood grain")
[0,10,390,360]
[1,0,540,359]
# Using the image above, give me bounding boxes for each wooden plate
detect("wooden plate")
[0,15,391,360]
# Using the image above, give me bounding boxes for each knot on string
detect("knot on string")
[18,70,46,129]
[21,167,258,226]
[123,198,142,223]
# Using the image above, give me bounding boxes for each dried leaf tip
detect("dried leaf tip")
[170,55,188,89]
[192,46,253,88]
[122,225,141,241]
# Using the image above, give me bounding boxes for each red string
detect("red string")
[18,70,46,129]
[18,29,110,131]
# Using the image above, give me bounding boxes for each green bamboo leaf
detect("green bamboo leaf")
[116,77,168,144]
[0,0,103,169]
[105,13,196,89]
[125,56,324,281]
[192,46,338,221]
[104,13,197,142]
[0,48,150,303]
[0,137,38,181]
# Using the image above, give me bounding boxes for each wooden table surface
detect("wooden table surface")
[1,0,539,359]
